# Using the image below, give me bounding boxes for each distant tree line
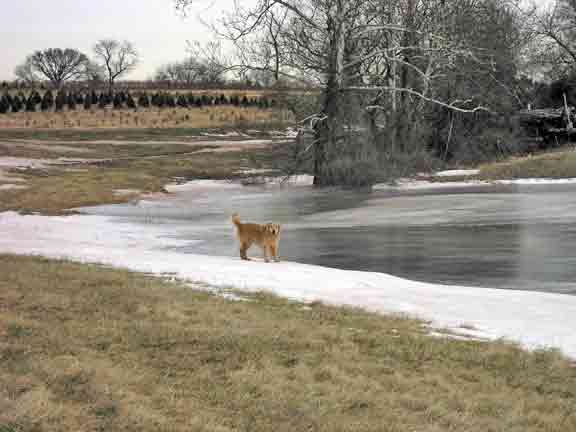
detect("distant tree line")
[0,90,276,114]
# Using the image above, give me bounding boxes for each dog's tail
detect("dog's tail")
[231,213,241,227]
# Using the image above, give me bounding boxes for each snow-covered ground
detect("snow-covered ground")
[374,176,576,191]
[434,169,480,177]
[2,208,576,357]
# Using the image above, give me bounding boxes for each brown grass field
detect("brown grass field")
[1,254,575,432]
[0,136,283,214]
[0,106,292,129]
[428,149,576,183]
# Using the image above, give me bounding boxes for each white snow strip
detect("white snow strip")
[435,169,480,177]
[373,180,489,191]
[498,178,576,185]
[1,210,576,358]
[0,157,52,169]
[374,177,576,191]
[0,184,28,191]
[113,189,141,196]
[166,176,316,192]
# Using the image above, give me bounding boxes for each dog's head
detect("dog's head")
[264,223,281,237]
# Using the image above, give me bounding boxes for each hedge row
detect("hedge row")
[0,91,276,114]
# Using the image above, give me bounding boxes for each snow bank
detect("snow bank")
[2,210,576,357]
[434,169,480,177]
[374,177,576,191]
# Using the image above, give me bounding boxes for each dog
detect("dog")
[231,213,281,263]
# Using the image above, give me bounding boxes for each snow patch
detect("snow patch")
[435,169,480,177]
[114,189,141,196]
[374,177,576,191]
[373,179,488,191]
[0,184,28,191]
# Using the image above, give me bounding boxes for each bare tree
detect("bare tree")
[176,0,494,186]
[528,0,576,80]
[154,56,223,86]
[14,62,38,87]
[17,48,90,89]
[93,39,139,94]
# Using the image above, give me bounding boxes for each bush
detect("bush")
[83,93,92,110]
[113,93,123,109]
[138,93,150,108]
[177,94,188,108]
[165,93,176,108]
[126,94,137,109]
[41,91,54,111]
[25,94,37,112]
[98,93,108,109]
[67,93,76,110]
[0,97,8,114]
[151,93,164,108]
[11,95,23,112]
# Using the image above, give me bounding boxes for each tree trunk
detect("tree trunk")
[313,1,348,186]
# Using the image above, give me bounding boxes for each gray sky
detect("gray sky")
[0,0,221,81]
[0,0,552,82]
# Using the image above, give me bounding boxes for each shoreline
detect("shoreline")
[2,203,576,358]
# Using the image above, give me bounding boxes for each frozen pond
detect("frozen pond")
[80,180,576,295]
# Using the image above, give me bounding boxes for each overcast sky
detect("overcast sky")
[0,0,223,81]
[0,0,552,82]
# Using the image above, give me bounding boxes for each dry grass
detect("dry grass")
[0,148,271,214]
[0,125,291,215]
[0,106,292,130]
[1,254,575,432]
[478,150,576,180]
[0,124,290,143]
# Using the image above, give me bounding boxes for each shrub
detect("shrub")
[11,95,23,112]
[166,93,176,108]
[83,93,92,110]
[151,92,164,108]
[41,90,54,111]
[113,93,124,109]
[138,93,150,108]
[98,93,108,109]
[67,93,77,110]
[177,94,188,108]
[126,93,137,109]
[25,94,37,112]
[0,97,8,114]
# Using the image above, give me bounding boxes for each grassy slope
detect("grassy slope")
[478,150,576,180]
[1,255,575,432]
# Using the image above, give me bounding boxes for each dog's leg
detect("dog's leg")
[240,242,251,261]
[272,243,280,262]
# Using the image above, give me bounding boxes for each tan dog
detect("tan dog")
[231,213,281,262]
